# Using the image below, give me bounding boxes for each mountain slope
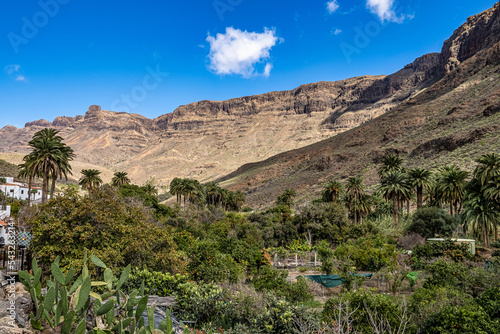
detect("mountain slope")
[0,51,439,185]
[219,3,500,208]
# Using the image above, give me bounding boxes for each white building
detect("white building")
[0,205,11,245]
[0,177,43,202]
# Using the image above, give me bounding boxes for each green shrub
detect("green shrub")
[412,240,478,262]
[322,289,406,334]
[175,282,236,330]
[420,304,498,334]
[476,287,500,321]
[250,266,313,303]
[410,285,475,326]
[423,259,469,289]
[407,207,458,238]
[126,268,188,296]
[334,235,397,271]
[251,295,297,334]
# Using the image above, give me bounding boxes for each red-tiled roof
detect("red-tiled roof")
[0,221,6,227]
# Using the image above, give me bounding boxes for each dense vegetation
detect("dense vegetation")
[8,129,500,333]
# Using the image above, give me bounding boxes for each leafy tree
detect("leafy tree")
[276,188,296,209]
[408,207,458,238]
[27,186,184,272]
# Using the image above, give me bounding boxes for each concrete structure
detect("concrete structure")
[0,177,42,202]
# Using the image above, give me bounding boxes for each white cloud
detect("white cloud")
[4,64,26,81]
[206,27,281,78]
[327,0,340,14]
[4,64,20,75]
[366,0,403,23]
[333,28,342,35]
[263,63,272,78]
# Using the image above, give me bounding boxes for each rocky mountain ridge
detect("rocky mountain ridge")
[1,2,498,194]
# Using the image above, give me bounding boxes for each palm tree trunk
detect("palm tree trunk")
[27,174,32,207]
[483,225,490,248]
[50,173,57,200]
[494,226,498,242]
[417,186,423,210]
[393,195,399,226]
[406,199,410,218]
[354,194,357,224]
[450,202,454,216]
[42,167,49,203]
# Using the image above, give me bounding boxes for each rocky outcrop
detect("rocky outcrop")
[441,2,500,74]
[24,119,52,128]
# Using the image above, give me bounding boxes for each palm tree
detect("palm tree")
[378,154,405,180]
[205,181,222,206]
[18,160,42,206]
[322,180,343,203]
[378,171,411,226]
[436,165,469,216]
[474,153,500,186]
[409,168,433,210]
[143,184,158,196]
[462,179,499,248]
[346,176,365,224]
[22,128,75,203]
[356,194,374,224]
[234,190,246,211]
[111,172,131,187]
[170,178,182,204]
[79,169,103,193]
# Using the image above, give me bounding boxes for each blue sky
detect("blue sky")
[0,0,497,128]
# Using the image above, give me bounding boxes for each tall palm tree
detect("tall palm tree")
[170,178,182,204]
[205,181,222,206]
[346,176,365,224]
[378,154,405,180]
[22,128,75,203]
[378,171,411,226]
[322,180,343,203]
[462,179,499,248]
[474,153,500,186]
[409,168,433,210]
[234,190,246,211]
[111,172,131,187]
[472,153,500,242]
[79,169,103,193]
[436,165,469,216]
[18,160,41,206]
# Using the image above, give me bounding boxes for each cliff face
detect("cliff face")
[440,2,500,74]
[0,3,498,190]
